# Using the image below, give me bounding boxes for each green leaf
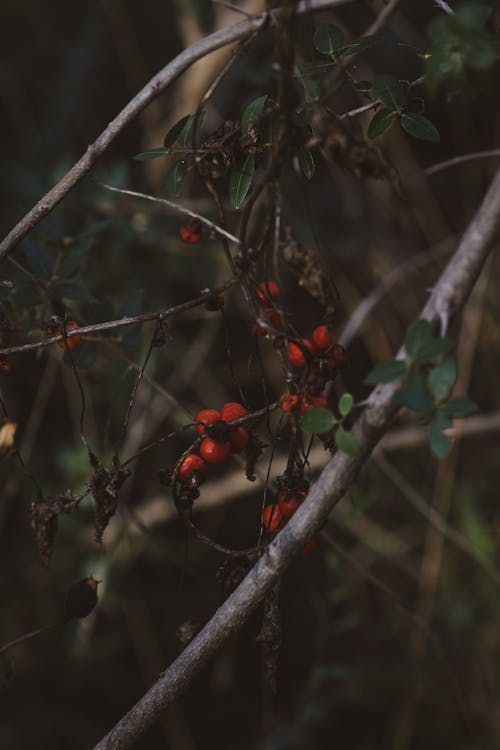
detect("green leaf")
[301,407,336,434]
[393,367,433,412]
[456,3,492,28]
[367,108,397,139]
[335,426,360,456]
[427,357,457,401]
[229,154,255,209]
[177,112,205,148]
[400,113,440,142]
[294,60,337,78]
[364,359,407,385]
[427,410,453,458]
[373,74,409,110]
[442,398,479,417]
[163,115,192,150]
[413,337,455,362]
[133,148,167,161]
[314,24,344,56]
[339,393,354,418]
[337,35,379,56]
[298,148,315,180]
[241,95,268,133]
[166,158,190,197]
[404,319,433,358]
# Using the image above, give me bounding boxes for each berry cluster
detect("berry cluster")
[281,326,348,415]
[179,218,203,244]
[255,281,283,334]
[262,488,317,554]
[176,401,249,488]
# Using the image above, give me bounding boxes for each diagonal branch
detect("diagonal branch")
[0,0,352,261]
[93,167,500,750]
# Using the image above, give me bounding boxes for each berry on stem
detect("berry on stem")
[278,490,306,519]
[229,426,249,453]
[194,409,221,436]
[200,438,230,464]
[285,338,316,367]
[263,504,282,533]
[178,454,206,482]
[280,393,301,413]
[312,325,334,351]
[56,321,81,350]
[0,361,13,375]
[220,402,247,423]
[256,281,280,304]
[179,218,202,244]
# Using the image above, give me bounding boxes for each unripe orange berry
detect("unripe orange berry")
[56,321,81,350]
[200,437,230,464]
[280,393,301,413]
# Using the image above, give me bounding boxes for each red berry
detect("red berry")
[178,454,206,482]
[200,437,230,464]
[278,490,306,519]
[229,426,249,453]
[285,338,316,367]
[301,535,318,556]
[312,325,334,351]
[256,306,283,335]
[194,409,221,436]
[263,504,282,533]
[299,392,328,415]
[0,361,13,375]
[280,393,301,413]
[179,218,202,244]
[56,321,81,350]
[220,402,247,423]
[256,281,280,304]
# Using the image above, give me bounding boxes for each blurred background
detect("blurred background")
[1,1,500,748]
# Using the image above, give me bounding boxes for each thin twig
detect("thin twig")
[425,149,500,176]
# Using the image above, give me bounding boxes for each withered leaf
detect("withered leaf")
[88,453,130,542]
[30,491,84,566]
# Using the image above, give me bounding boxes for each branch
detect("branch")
[0,0,352,261]
[93,167,500,750]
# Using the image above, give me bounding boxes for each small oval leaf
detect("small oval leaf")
[133,148,167,161]
[367,108,397,139]
[314,23,344,56]
[335,426,360,456]
[364,359,407,385]
[229,154,255,210]
[166,158,190,197]
[400,113,440,142]
[301,407,336,435]
[241,95,268,133]
[427,357,457,401]
[339,393,354,418]
[298,148,315,180]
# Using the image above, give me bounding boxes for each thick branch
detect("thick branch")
[0,0,351,261]
[93,167,500,749]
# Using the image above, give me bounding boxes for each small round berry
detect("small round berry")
[179,218,202,244]
[178,454,206,482]
[278,490,306,519]
[56,321,81,350]
[299,392,328,415]
[256,281,280,304]
[220,402,248,423]
[280,393,301,413]
[263,504,282,533]
[200,437,231,464]
[256,306,283,335]
[285,338,316,367]
[0,361,13,375]
[229,426,249,454]
[194,409,221,436]
[312,325,334,351]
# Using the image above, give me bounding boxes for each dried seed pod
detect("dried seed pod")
[62,576,100,622]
